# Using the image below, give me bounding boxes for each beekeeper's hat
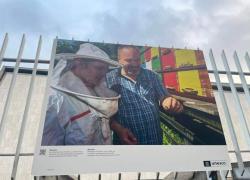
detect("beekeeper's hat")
[56,43,120,67]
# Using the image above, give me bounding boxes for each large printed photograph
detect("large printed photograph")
[41,39,226,146]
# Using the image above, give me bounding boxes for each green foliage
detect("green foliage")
[56,39,118,61]
[56,39,82,54]
[161,123,186,145]
[91,42,118,60]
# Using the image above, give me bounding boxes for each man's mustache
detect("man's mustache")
[127,66,140,75]
[127,66,140,70]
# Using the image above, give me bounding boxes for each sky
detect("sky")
[0,0,250,71]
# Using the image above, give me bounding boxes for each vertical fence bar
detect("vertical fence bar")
[221,50,250,147]
[245,52,250,72]
[219,170,226,180]
[173,172,178,180]
[0,34,25,144]
[0,33,8,67]
[209,49,244,172]
[118,173,121,180]
[156,172,160,180]
[191,172,196,179]
[11,36,42,180]
[137,172,141,180]
[33,37,57,180]
[206,171,210,180]
[225,170,229,178]
[233,51,250,105]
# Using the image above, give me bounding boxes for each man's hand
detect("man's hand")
[162,97,183,113]
[110,120,137,145]
[116,127,137,145]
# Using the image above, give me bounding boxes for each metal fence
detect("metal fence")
[0,33,250,179]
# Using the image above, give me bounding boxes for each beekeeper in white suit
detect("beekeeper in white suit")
[41,43,120,145]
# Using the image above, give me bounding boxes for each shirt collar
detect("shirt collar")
[118,67,146,83]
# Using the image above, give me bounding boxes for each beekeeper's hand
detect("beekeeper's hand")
[162,96,183,113]
[110,120,137,145]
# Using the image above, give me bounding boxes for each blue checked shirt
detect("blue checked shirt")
[106,68,169,145]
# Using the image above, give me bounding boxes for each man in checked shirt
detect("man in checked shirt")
[106,45,183,145]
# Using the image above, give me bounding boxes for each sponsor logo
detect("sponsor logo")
[203,161,211,167]
[203,160,227,167]
[211,161,226,166]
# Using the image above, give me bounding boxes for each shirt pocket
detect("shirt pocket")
[65,112,101,145]
[139,83,155,101]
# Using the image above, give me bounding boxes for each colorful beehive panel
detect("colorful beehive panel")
[151,47,161,71]
[141,46,163,80]
[160,48,179,91]
[195,50,213,97]
[175,49,202,96]
[151,47,162,80]
[144,46,151,62]
[195,50,205,65]
[143,46,152,70]
[140,46,146,68]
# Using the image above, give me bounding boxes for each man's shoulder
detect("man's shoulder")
[106,67,121,86]
[107,67,120,76]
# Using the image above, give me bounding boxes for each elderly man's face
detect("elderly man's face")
[74,60,109,88]
[119,47,141,77]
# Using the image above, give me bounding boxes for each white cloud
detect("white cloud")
[0,0,249,71]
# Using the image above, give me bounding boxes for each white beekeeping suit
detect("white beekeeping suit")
[41,43,120,145]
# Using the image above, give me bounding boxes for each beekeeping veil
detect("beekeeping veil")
[51,43,121,118]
